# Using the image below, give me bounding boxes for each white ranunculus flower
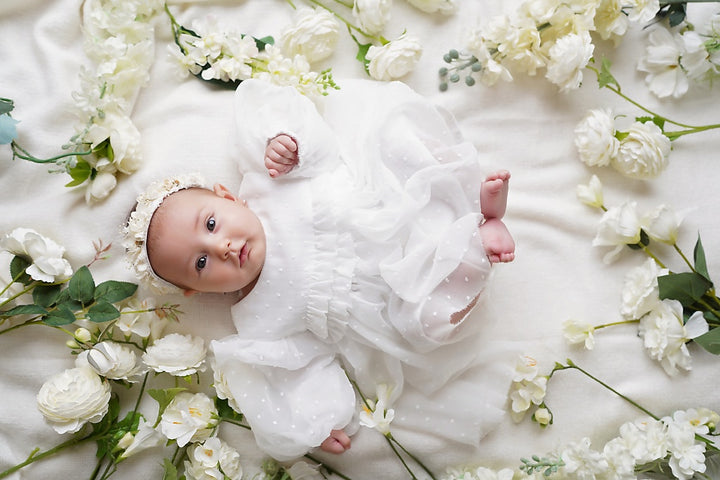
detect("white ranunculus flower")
[592,201,642,263]
[85,170,118,204]
[620,258,668,321]
[352,0,392,37]
[545,31,594,92]
[638,299,693,376]
[1,228,73,283]
[576,175,604,209]
[143,333,206,376]
[641,204,682,245]
[160,392,218,447]
[286,461,324,480]
[405,0,456,14]
[185,437,243,480]
[562,318,595,349]
[37,366,111,434]
[366,33,423,81]
[612,121,670,178]
[625,0,660,23]
[76,341,142,380]
[281,7,340,64]
[574,108,619,168]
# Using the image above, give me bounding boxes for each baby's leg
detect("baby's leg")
[479,218,515,263]
[480,170,510,220]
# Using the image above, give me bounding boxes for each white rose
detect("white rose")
[281,7,340,64]
[574,109,619,167]
[576,175,604,209]
[185,437,243,480]
[85,170,118,203]
[618,418,669,463]
[366,33,423,81]
[37,366,111,434]
[405,0,456,14]
[143,333,206,376]
[352,0,392,36]
[160,392,218,447]
[592,201,642,263]
[0,228,73,283]
[620,258,668,320]
[545,31,594,92]
[493,17,544,75]
[642,204,682,245]
[76,341,142,380]
[612,121,670,178]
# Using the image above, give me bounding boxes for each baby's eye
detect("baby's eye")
[206,217,216,232]
[196,255,208,271]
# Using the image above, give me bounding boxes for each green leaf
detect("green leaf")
[55,289,83,312]
[0,304,48,317]
[668,4,687,27]
[94,280,137,304]
[356,42,372,73]
[693,327,720,355]
[162,458,179,480]
[65,159,92,187]
[148,388,187,418]
[68,266,95,304]
[10,256,32,285]
[598,57,620,90]
[0,98,14,115]
[32,284,62,308]
[658,272,713,305]
[253,35,274,51]
[216,397,244,423]
[694,234,710,280]
[87,301,120,323]
[43,304,77,326]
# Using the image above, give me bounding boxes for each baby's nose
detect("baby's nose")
[214,239,231,258]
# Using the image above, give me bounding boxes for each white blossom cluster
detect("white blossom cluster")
[574,108,671,179]
[72,0,163,203]
[458,0,659,91]
[445,408,719,480]
[639,14,720,99]
[507,355,548,424]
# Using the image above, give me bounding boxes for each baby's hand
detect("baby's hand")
[265,134,298,178]
[320,429,351,454]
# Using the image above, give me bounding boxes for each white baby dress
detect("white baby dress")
[211,79,506,461]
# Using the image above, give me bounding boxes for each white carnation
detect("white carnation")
[612,121,670,178]
[638,299,693,376]
[574,108,619,167]
[620,258,668,320]
[281,7,340,63]
[143,333,207,376]
[366,33,423,81]
[545,31,594,92]
[560,437,609,478]
[36,366,111,434]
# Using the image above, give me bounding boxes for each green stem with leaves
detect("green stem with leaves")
[0,431,96,479]
[10,141,92,165]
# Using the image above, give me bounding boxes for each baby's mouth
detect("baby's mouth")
[239,243,249,267]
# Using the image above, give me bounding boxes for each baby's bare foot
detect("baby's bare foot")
[481,170,510,220]
[479,218,515,263]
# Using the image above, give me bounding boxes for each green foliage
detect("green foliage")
[0,97,14,115]
[519,455,565,477]
[65,159,93,187]
[215,397,244,423]
[597,57,620,90]
[149,388,187,419]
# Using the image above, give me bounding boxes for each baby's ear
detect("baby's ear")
[213,184,237,201]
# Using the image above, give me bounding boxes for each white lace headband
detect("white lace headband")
[122,173,207,295]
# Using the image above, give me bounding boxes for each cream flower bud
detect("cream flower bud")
[78,341,141,380]
[366,33,423,81]
[612,121,671,179]
[641,204,682,245]
[85,171,118,203]
[576,175,604,209]
[574,109,619,168]
[37,366,111,434]
[562,318,595,350]
[533,407,552,426]
[74,327,92,343]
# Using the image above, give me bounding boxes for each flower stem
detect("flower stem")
[673,243,696,273]
[0,318,43,336]
[641,245,667,270]
[0,432,96,479]
[388,433,437,480]
[304,454,353,480]
[11,141,91,165]
[383,434,419,480]
[594,319,640,330]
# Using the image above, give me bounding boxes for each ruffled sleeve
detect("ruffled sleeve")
[211,334,356,461]
[233,79,340,178]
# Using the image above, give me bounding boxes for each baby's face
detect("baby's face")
[148,185,266,294]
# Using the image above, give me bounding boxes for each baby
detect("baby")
[124,79,514,460]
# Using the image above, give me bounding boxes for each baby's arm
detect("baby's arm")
[265,134,299,177]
